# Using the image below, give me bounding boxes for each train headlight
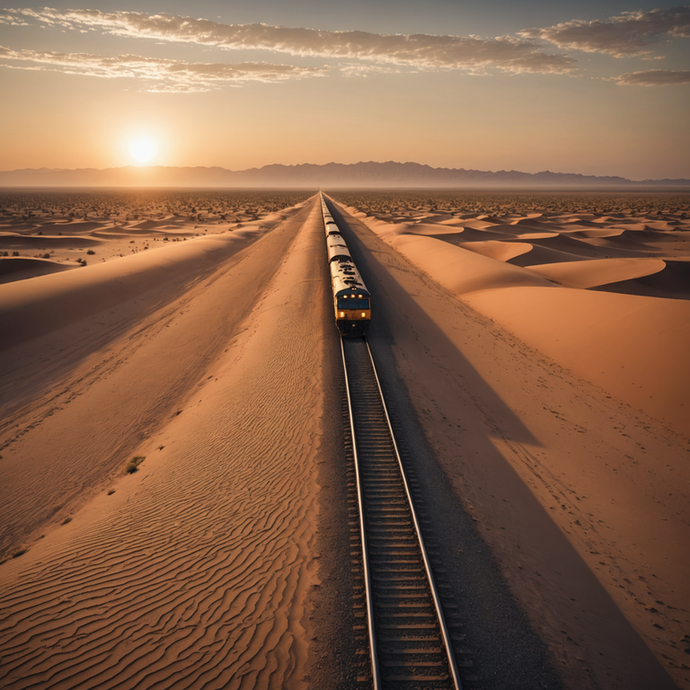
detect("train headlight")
[361,312,366,317]
[340,312,344,317]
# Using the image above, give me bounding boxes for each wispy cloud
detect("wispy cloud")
[0,45,326,91]
[521,5,690,57]
[339,63,409,77]
[613,68,690,85]
[2,8,576,74]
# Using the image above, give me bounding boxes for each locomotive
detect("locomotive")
[320,194,371,337]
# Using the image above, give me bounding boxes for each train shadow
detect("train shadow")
[328,201,538,446]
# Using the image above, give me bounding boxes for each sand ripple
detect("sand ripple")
[0,201,327,689]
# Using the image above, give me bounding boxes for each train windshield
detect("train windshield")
[338,296,370,309]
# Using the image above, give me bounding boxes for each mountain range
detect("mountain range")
[0,162,688,188]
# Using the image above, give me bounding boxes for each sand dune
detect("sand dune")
[527,257,666,289]
[598,258,690,299]
[0,234,102,249]
[576,231,655,252]
[458,240,533,262]
[387,233,555,294]
[0,191,312,279]
[0,257,74,284]
[511,216,549,225]
[130,219,171,230]
[0,198,327,689]
[465,285,690,435]
[568,227,626,238]
[48,221,108,234]
[508,242,589,266]
[353,204,689,437]
[1,231,265,349]
[524,233,637,258]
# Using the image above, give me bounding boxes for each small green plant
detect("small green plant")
[125,455,146,474]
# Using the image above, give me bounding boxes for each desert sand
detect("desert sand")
[335,191,689,688]
[0,190,688,689]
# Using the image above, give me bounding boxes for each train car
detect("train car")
[326,233,351,262]
[321,194,371,337]
[322,206,339,236]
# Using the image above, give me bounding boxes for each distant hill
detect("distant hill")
[0,162,688,188]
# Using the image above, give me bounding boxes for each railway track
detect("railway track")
[341,336,463,690]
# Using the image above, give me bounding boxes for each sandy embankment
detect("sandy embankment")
[332,199,688,689]
[0,199,335,688]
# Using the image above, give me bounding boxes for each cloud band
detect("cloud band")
[0,45,326,91]
[521,5,690,57]
[3,8,576,74]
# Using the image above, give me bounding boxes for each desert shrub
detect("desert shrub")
[125,455,146,474]
[87,249,95,255]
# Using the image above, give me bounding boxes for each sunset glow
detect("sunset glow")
[0,1,688,178]
[128,138,158,165]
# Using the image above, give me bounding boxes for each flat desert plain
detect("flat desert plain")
[0,189,688,690]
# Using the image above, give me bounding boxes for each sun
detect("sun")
[129,137,158,164]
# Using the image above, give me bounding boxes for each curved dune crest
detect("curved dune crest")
[527,258,667,289]
[511,215,546,225]
[464,286,690,436]
[510,231,558,240]
[459,240,533,263]
[0,230,264,350]
[0,234,102,249]
[131,219,170,230]
[51,221,107,233]
[509,243,590,267]
[569,227,627,238]
[0,257,74,281]
[453,218,501,230]
[390,234,553,294]
[578,231,652,252]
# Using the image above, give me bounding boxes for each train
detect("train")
[320,194,371,337]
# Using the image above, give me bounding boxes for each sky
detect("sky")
[0,1,688,179]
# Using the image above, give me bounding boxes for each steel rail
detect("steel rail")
[365,340,463,690]
[341,336,382,690]
[341,335,463,689]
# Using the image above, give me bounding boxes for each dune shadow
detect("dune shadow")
[592,259,690,300]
